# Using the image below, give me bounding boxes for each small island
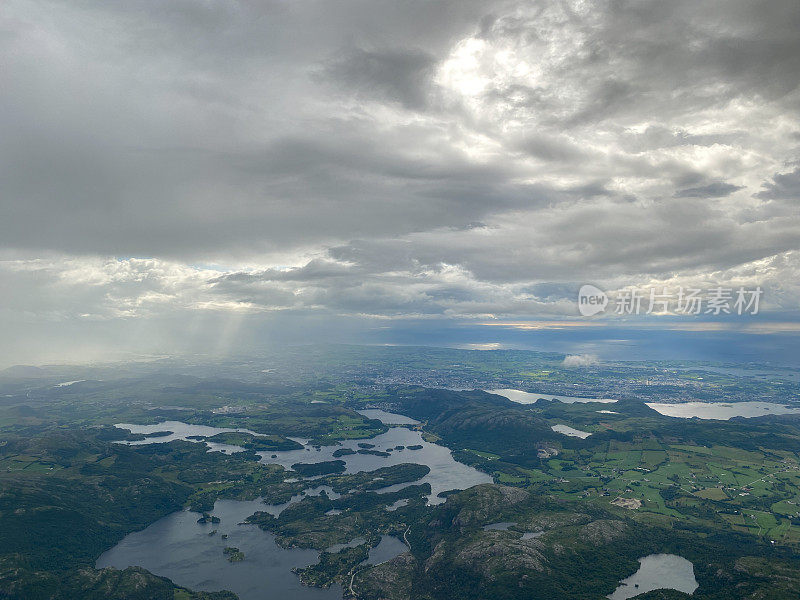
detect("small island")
[204,432,303,451]
[332,448,356,457]
[357,448,390,457]
[223,547,245,562]
[197,512,221,524]
[291,460,346,476]
[142,430,173,438]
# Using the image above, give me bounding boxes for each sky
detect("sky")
[1,0,799,366]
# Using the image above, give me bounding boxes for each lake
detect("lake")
[645,401,800,420]
[324,535,406,565]
[364,535,407,565]
[608,553,698,599]
[261,484,342,517]
[487,389,616,404]
[116,421,260,454]
[357,409,420,425]
[103,411,489,598]
[96,498,341,600]
[385,498,409,511]
[255,423,492,504]
[114,413,492,505]
[551,424,592,439]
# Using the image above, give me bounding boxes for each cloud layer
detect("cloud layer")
[1,0,799,360]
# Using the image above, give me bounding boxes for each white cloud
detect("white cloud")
[562,354,601,367]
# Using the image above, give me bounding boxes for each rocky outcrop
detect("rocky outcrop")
[355,553,417,600]
[448,484,529,527]
[451,532,547,578]
[577,519,628,546]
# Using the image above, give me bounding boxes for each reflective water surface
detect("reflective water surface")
[104,411,493,597]
[364,535,407,565]
[116,414,490,504]
[608,553,698,599]
[357,409,420,425]
[97,499,341,600]
[646,401,800,420]
[487,389,616,404]
[551,424,592,438]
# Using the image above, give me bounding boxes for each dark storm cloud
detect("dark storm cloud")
[212,259,358,285]
[514,134,588,162]
[0,0,493,258]
[756,166,800,200]
[675,183,745,198]
[319,47,437,110]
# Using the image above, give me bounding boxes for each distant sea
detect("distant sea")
[359,323,800,367]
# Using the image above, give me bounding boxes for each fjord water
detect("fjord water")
[117,417,491,502]
[96,498,341,600]
[646,401,800,420]
[487,389,616,404]
[608,554,698,599]
[356,408,420,425]
[257,430,492,503]
[117,421,260,454]
[104,410,490,598]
